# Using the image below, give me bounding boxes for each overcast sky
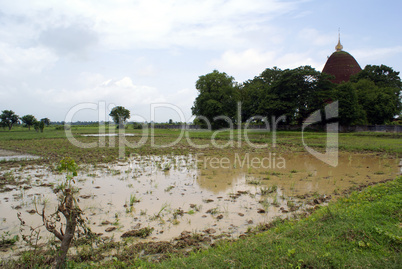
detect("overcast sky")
[0,0,401,123]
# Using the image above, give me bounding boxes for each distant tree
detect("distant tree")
[41,118,51,126]
[39,121,45,132]
[0,110,19,130]
[33,121,40,132]
[21,115,37,131]
[109,106,130,128]
[0,120,6,129]
[191,70,240,129]
[34,121,45,132]
[132,122,143,129]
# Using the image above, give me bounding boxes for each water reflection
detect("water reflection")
[0,152,399,259]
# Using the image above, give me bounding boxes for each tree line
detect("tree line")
[0,110,50,132]
[192,65,402,129]
[0,106,131,132]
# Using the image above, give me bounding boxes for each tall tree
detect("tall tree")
[41,118,51,126]
[241,67,283,121]
[353,79,399,124]
[351,64,402,122]
[192,70,239,129]
[0,110,19,130]
[109,106,130,128]
[266,66,334,124]
[334,82,367,126]
[21,115,37,131]
[351,64,402,89]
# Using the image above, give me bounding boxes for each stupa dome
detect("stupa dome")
[322,35,361,84]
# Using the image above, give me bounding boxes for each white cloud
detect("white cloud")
[210,48,323,81]
[298,28,335,46]
[0,42,58,75]
[91,0,296,49]
[1,0,400,123]
[20,75,167,121]
[44,76,164,106]
[352,46,402,62]
[275,52,321,70]
[210,49,276,80]
[38,23,98,59]
[1,0,300,50]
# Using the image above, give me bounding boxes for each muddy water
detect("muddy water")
[0,149,40,161]
[0,152,399,258]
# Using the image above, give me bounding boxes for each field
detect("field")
[0,126,401,268]
[0,126,400,165]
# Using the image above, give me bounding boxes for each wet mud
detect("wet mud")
[0,152,399,259]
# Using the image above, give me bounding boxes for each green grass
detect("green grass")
[0,127,400,167]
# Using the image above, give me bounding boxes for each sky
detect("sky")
[0,0,401,123]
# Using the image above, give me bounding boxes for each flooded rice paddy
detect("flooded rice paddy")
[0,152,400,257]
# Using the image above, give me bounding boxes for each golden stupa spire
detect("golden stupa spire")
[335,28,343,51]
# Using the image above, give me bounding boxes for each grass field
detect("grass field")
[0,126,401,268]
[0,126,401,167]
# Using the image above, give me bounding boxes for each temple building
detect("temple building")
[322,35,362,83]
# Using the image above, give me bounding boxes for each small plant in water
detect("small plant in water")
[206,207,219,215]
[287,200,295,208]
[137,227,154,238]
[172,208,184,219]
[164,185,175,192]
[0,231,19,247]
[113,213,120,225]
[129,194,140,206]
[18,157,91,268]
[290,181,296,191]
[260,187,271,195]
[151,203,169,220]
[272,195,280,207]
[187,209,195,215]
[259,198,270,210]
[246,178,261,185]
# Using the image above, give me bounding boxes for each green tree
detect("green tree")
[0,110,19,130]
[351,64,402,123]
[192,70,239,129]
[351,64,402,89]
[39,121,45,132]
[109,106,130,128]
[41,118,51,126]
[34,121,40,132]
[21,115,37,131]
[353,79,399,125]
[259,66,333,125]
[334,82,366,125]
[240,67,283,121]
